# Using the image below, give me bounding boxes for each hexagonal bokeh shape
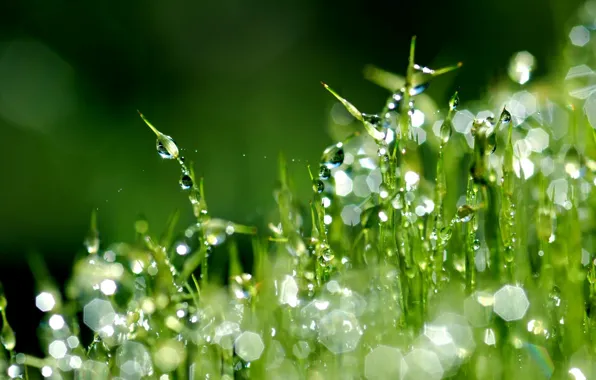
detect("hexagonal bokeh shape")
[35,292,56,312]
[585,91,596,129]
[78,360,109,379]
[569,25,590,47]
[526,128,549,153]
[318,309,362,354]
[431,313,475,358]
[365,345,406,379]
[464,291,494,327]
[83,299,116,332]
[403,348,444,380]
[116,341,153,379]
[292,341,311,360]
[452,110,474,134]
[341,205,362,226]
[235,331,265,362]
[214,321,241,350]
[494,285,530,322]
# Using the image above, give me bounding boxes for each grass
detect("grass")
[1,23,596,380]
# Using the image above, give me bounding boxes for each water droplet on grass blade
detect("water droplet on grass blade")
[180,174,193,190]
[457,205,475,223]
[565,146,583,178]
[313,180,325,193]
[319,165,331,180]
[321,143,345,169]
[487,132,497,154]
[1,321,15,351]
[500,109,512,124]
[139,111,180,160]
[449,92,459,111]
[439,227,453,241]
[440,121,452,144]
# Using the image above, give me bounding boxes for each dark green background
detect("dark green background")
[0,0,580,265]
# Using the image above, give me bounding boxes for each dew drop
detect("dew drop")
[439,226,453,241]
[362,113,382,126]
[387,92,403,111]
[313,180,325,194]
[180,174,193,190]
[319,165,331,180]
[156,135,179,160]
[439,121,452,144]
[457,205,475,223]
[500,109,512,124]
[449,93,459,111]
[473,239,481,250]
[321,143,345,169]
[322,248,334,262]
[564,146,583,179]
[409,82,430,96]
[487,132,497,154]
[1,322,15,351]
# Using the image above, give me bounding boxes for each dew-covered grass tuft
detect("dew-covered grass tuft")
[5,3,596,379]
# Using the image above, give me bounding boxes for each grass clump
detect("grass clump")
[4,5,596,379]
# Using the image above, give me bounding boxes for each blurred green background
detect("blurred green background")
[0,0,582,265]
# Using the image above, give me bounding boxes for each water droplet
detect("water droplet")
[313,180,324,193]
[500,109,512,124]
[319,165,331,180]
[180,174,193,190]
[1,322,15,351]
[362,113,382,126]
[473,239,481,250]
[321,143,345,169]
[439,121,452,143]
[457,205,475,223]
[449,93,459,111]
[565,146,583,179]
[487,132,497,154]
[439,227,452,241]
[322,248,334,262]
[410,82,430,96]
[156,135,179,160]
[387,92,403,111]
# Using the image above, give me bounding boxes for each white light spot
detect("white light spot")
[35,292,56,312]
[404,171,420,188]
[41,366,53,377]
[49,315,65,330]
[100,279,117,296]
[333,170,353,197]
[176,243,189,256]
[508,51,535,85]
[49,340,68,359]
[411,109,425,128]
[569,368,587,380]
